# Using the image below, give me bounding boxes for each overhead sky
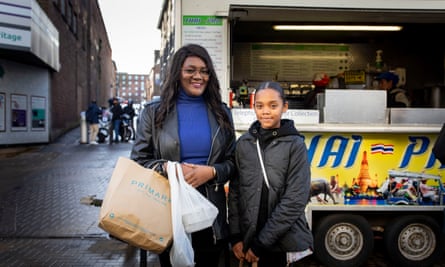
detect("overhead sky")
[97,0,163,74]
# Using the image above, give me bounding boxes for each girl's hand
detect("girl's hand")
[232,242,245,261]
[245,248,259,263]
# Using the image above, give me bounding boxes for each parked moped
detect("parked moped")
[119,113,134,142]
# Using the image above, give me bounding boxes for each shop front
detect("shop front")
[0,0,59,145]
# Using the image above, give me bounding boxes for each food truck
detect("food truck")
[158,1,445,266]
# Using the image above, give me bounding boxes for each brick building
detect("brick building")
[115,72,149,106]
[148,50,161,100]
[0,0,114,145]
[40,0,115,136]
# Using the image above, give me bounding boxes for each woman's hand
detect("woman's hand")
[181,163,215,188]
[232,241,245,261]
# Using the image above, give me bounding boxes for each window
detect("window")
[72,13,78,36]
[82,23,86,50]
[67,3,72,28]
[53,0,60,10]
[60,0,66,17]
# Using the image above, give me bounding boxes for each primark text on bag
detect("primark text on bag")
[98,157,172,254]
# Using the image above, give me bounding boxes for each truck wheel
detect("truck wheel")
[384,215,444,267]
[314,214,373,267]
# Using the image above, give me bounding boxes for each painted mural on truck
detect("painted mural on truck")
[302,132,444,204]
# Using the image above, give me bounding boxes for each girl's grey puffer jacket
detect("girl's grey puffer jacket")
[229,120,313,252]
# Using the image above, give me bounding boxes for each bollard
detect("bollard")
[80,111,88,144]
[249,92,255,109]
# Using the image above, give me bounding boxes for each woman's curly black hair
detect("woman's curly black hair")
[155,43,233,131]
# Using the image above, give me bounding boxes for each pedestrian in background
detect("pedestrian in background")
[85,100,102,145]
[304,72,329,109]
[228,81,313,267]
[110,97,122,143]
[123,99,136,140]
[130,43,236,267]
[376,71,411,107]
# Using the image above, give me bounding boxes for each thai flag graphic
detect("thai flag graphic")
[370,143,394,154]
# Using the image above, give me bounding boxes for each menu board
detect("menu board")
[249,43,352,81]
[182,16,224,77]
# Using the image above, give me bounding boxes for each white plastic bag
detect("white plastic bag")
[167,161,220,266]
[176,164,219,233]
[168,161,194,267]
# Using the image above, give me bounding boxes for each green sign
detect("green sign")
[183,16,223,26]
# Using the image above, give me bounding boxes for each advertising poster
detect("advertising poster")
[11,94,27,131]
[304,132,444,205]
[0,92,5,131]
[31,96,46,130]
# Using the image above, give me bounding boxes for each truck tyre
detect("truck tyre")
[384,215,444,267]
[314,214,373,267]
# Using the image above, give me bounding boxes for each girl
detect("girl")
[228,81,313,267]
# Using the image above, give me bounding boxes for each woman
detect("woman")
[228,81,313,267]
[130,43,236,267]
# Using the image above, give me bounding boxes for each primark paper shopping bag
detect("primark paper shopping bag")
[99,157,172,254]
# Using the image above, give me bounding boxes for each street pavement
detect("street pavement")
[0,127,160,267]
[1,127,445,267]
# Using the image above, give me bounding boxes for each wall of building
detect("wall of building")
[38,0,114,140]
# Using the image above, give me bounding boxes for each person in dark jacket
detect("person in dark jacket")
[377,71,411,107]
[130,43,236,267]
[86,100,102,145]
[122,99,136,140]
[228,81,313,267]
[110,97,123,143]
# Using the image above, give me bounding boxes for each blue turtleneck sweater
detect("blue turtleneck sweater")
[177,89,212,165]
